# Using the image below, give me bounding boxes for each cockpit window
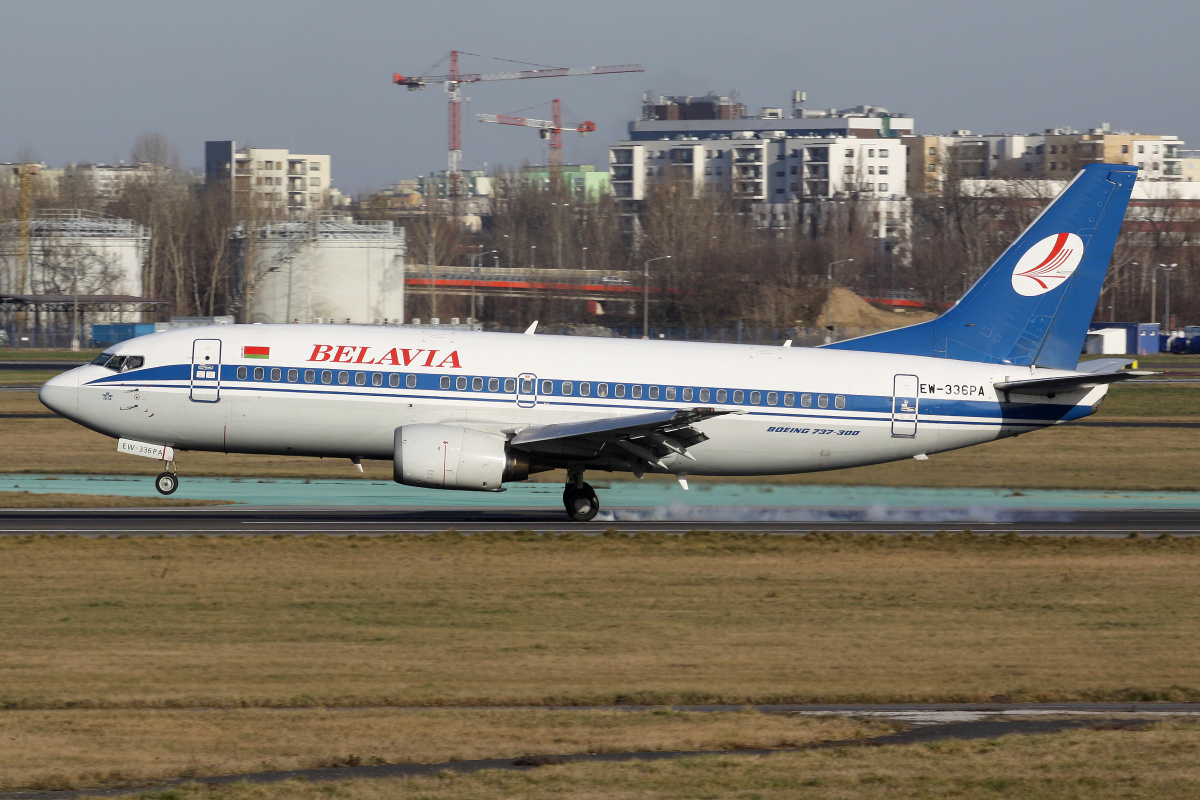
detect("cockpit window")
[91,353,145,372]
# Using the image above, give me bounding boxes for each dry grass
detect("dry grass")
[79,721,1200,800]
[1,534,1198,710]
[0,708,888,791]
[0,491,230,508]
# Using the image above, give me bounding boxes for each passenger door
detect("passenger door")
[190,339,222,403]
[891,373,918,437]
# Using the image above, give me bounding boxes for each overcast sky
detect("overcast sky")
[2,0,1195,195]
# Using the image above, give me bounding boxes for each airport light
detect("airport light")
[643,255,672,339]
[582,246,588,270]
[1151,263,1177,332]
[823,258,854,345]
[530,244,536,270]
[502,234,512,269]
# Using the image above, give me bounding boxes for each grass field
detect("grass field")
[2,534,1198,710]
[4,383,1198,489]
[0,708,888,792]
[85,722,1200,800]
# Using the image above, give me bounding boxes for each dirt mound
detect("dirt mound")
[795,286,937,331]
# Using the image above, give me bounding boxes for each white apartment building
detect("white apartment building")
[205,141,333,218]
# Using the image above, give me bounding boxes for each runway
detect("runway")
[2,505,1199,535]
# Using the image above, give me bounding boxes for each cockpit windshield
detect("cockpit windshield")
[91,353,145,372]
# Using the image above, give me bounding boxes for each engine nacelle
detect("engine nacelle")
[394,424,529,492]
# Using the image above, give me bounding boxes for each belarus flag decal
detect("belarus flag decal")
[242,346,270,359]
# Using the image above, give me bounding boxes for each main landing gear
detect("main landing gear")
[563,468,599,522]
[155,461,179,496]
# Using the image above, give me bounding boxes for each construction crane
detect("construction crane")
[393,51,642,198]
[477,100,596,171]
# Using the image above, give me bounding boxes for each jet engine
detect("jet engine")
[394,424,530,491]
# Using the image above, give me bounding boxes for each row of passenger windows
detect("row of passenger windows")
[236,365,420,389]
[232,366,847,410]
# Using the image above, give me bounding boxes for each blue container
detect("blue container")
[91,323,157,347]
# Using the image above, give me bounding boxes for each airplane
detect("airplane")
[40,163,1146,522]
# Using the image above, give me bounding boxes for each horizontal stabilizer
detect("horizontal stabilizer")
[995,368,1156,397]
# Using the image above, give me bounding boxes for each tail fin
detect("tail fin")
[827,164,1137,369]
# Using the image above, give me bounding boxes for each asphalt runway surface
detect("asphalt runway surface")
[2,505,1199,535]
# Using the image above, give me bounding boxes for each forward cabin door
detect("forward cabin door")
[190,339,223,403]
[891,373,918,437]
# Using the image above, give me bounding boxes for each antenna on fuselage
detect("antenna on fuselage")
[523,321,538,335]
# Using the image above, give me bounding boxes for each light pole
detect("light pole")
[1105,260,1136,322]
[582,246,588,270]
[551,202,569,269]
[502,234,512,269]
[643,255,672,339]
[469,249,496,323]
[823,258,854,345]
[1151,263,1176,330]
[530,245,536,270]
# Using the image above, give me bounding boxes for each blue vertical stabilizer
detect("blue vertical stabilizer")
[827,164,1138,369]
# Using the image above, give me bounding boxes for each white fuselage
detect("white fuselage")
[40,324,1104,478]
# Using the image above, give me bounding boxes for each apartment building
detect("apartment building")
[906,126,1186,196]
[205,141,333,218]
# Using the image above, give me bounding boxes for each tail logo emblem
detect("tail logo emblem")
[1011,232,1084,296]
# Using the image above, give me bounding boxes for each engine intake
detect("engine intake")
[394,424,529,492]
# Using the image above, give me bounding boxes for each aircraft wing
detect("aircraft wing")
[510,407,739,469]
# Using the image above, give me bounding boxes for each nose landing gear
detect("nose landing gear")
[563,468,599,522]
[154,461,179,496]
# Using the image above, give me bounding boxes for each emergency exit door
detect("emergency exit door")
[190,339,222,403]
[891,373,918,437]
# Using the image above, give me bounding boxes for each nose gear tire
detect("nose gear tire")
[155,472,179,495]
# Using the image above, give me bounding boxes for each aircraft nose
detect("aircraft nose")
[39,368,81,415]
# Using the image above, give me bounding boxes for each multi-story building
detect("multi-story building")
[205,141,334,219]
[610,92,913,238]
[906,126,1186,196]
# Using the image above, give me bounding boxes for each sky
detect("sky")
[2,0,1196,196]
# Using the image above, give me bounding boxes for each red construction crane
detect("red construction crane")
[477,100,596,171]
[393,51,642,197]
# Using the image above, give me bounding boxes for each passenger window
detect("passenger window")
[580,382,591,397]
[598,383,609,398]
[562,381,573,395]
[389,374,400,388]
[237,366,248,380]
[372,373,383,387]
[456,376,467,390]
[355,372,366,386]
[818,394,829,408]
[304,369,315,383]
[665,387,676,401]
[406,374,417,388]
[288,369,298,382]
[801,393,811,407]
[648,386,659,400]
[253,367,265,381]
[716,389,727,403]
[520,378,533,394]
[835,395,846,409]
[440,376,451,389]
[632,385,643,399]
[488,377,499,391]
[270,368,281,381]
[699,388,710,402]
[750,391,761,405]
[504,378,517,393]
[733,390,744,404]
[542,380,553,395]
[615,384,626,399]
[682,387,693,401]
[338,372,349,385]
[784,392,794,407]
[321,370,332,384]
[767,392,778,406]
[474,377,484,391]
